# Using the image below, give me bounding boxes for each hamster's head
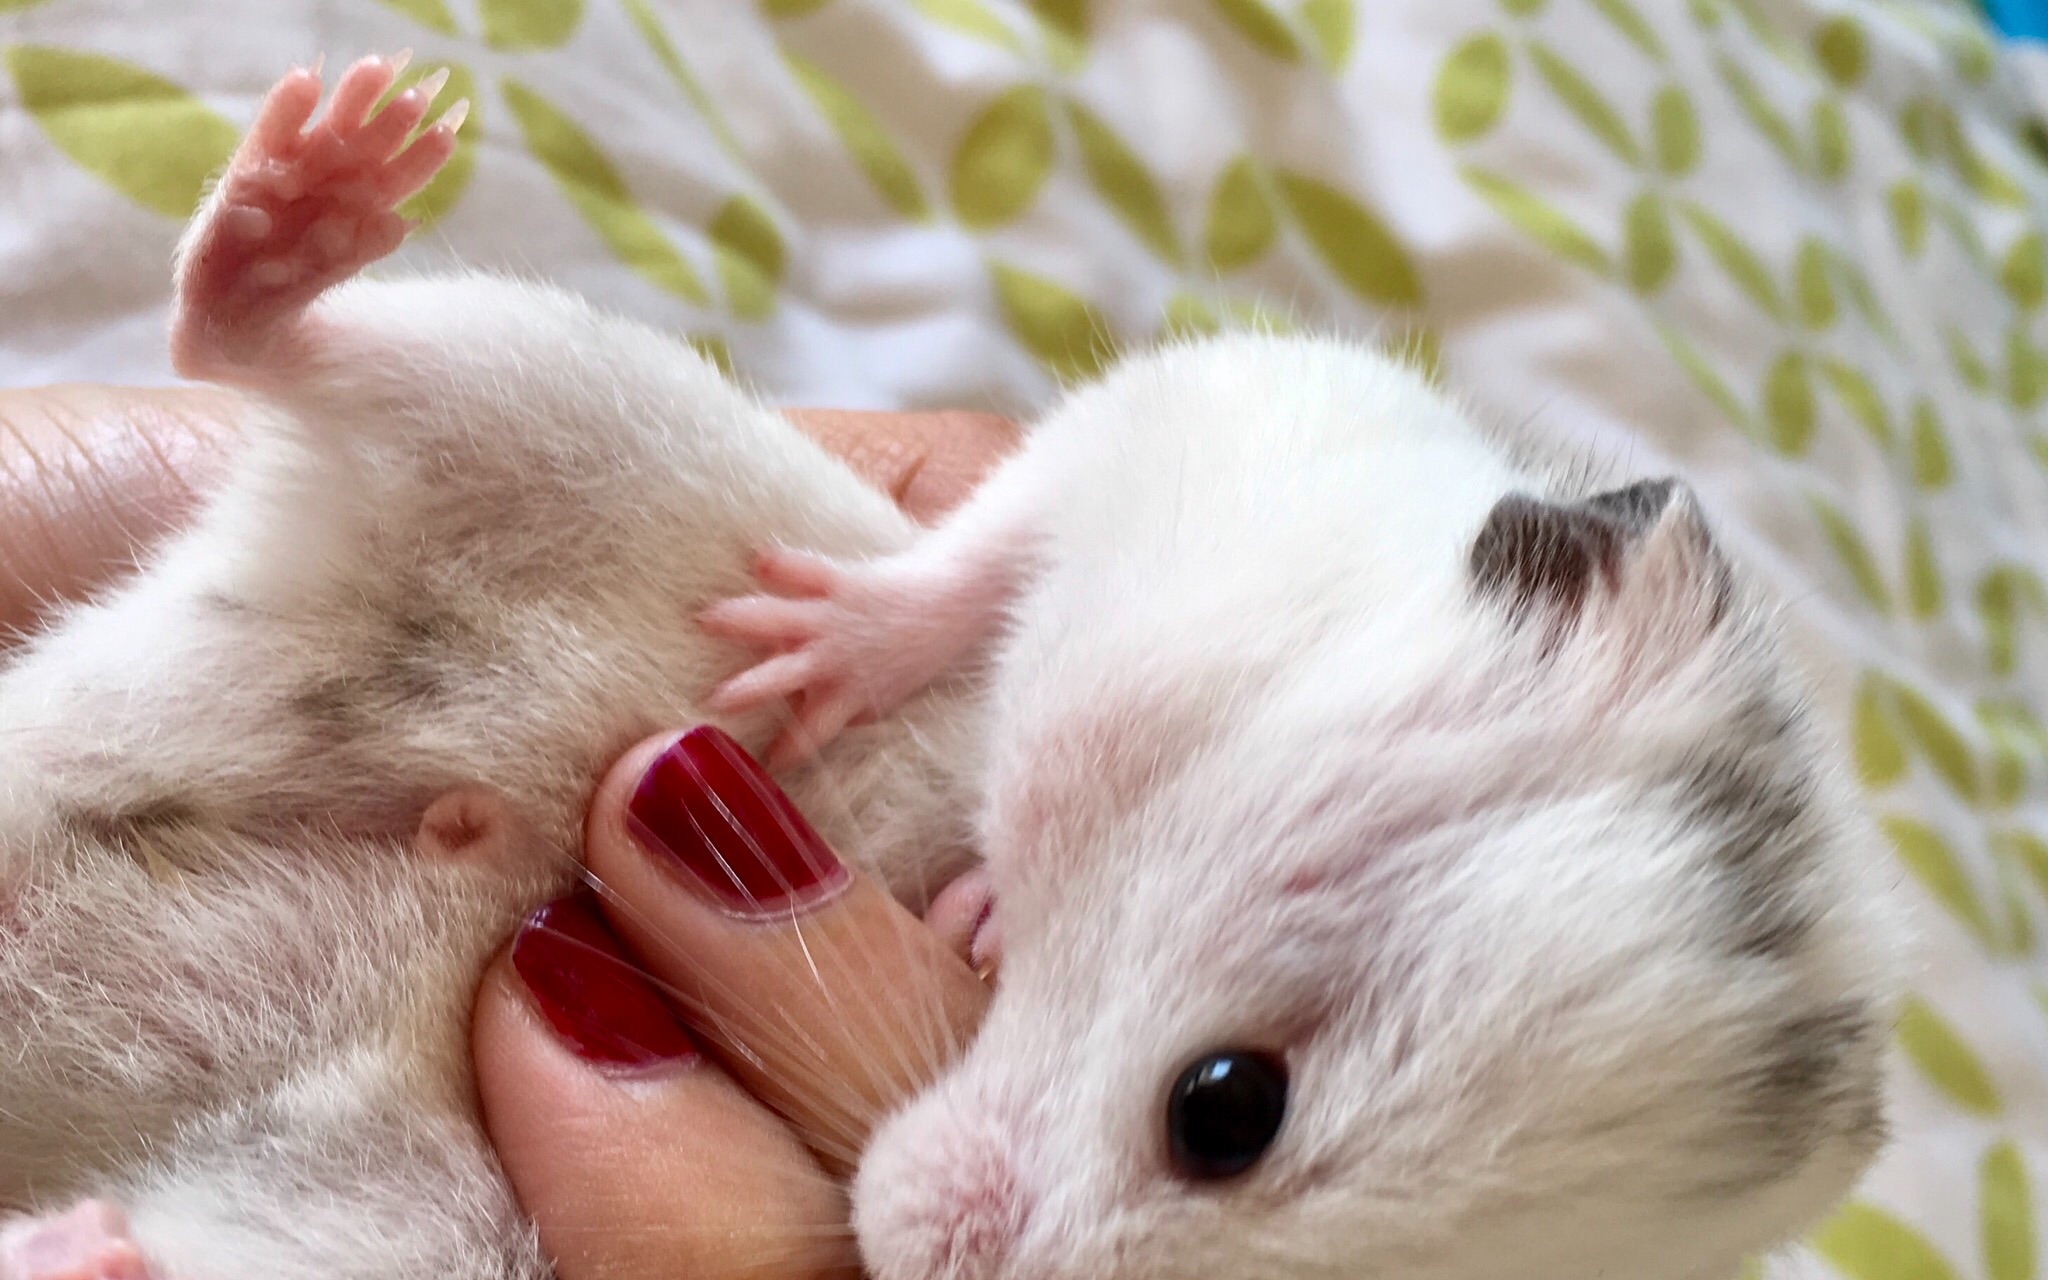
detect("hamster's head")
[854,385,1903,1280]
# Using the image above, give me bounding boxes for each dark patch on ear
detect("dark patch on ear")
[1469,479,1680,623]
[1685,696,1821,960]
[1470,495,1625,622]
[1582,478,1679,530]
[1742,1001,1882,1176]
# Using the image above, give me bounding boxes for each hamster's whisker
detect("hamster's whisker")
[844,883,957,1084]
[726,1244,862,1280]
[714,745,966,1090]
[808,903,961,1106]
[529,789,968,1120]
[699,802,938,1103]
[524,897,853,1084]
[542,870,918,1125]
[774,899,928,1101]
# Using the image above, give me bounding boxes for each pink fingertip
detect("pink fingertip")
[697,608,746,641]
[250,72,322,148]
[328,54,396,126]
[756,549,837,596]
[223,205,273,241]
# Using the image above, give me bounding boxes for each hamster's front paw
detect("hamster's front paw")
[702,548,992,770]
[0,1202,157,1280]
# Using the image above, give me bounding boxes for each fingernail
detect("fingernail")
[511,891,702,1070]
[627,725,850,917]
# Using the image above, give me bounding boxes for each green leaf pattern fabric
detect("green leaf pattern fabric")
[6,0,2048,1271]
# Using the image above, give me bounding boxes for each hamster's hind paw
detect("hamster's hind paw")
[171,52,466,377]
[0,1202,157,1280]
[701,549,980,770]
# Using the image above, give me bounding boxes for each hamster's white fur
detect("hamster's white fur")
[0,55,1904,1280]
[0,263,982,1280]
[853,345,1907,1280]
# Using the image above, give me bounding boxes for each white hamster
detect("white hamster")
[0,53,1903,1280]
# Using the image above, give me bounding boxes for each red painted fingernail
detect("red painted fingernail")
[511,891,701,1070]
[626,725,849,917]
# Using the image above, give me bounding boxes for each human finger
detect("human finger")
[582,725,991,1176]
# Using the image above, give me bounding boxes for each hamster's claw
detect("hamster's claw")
[354,68,450,161]
[247,64,323,158]
[324,53,404,133]
[702,647,863,770]
[707,649,823,712]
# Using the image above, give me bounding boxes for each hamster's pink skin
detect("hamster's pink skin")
[0,1201,150,1280]
[0,53,1905,1280]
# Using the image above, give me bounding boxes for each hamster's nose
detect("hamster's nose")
[853,1096,1034,1280]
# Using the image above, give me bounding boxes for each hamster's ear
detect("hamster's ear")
[1468,478,1732,643]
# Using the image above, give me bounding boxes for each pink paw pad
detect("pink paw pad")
[173,53,467,369]
[0,1202,155,1280]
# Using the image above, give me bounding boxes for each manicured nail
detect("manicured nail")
[627,725,850,917]
[511,891,701,1069]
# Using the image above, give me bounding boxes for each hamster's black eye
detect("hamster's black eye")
[1166,1050,1288,1180]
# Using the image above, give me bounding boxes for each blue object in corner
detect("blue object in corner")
[1979,0,2048,44]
